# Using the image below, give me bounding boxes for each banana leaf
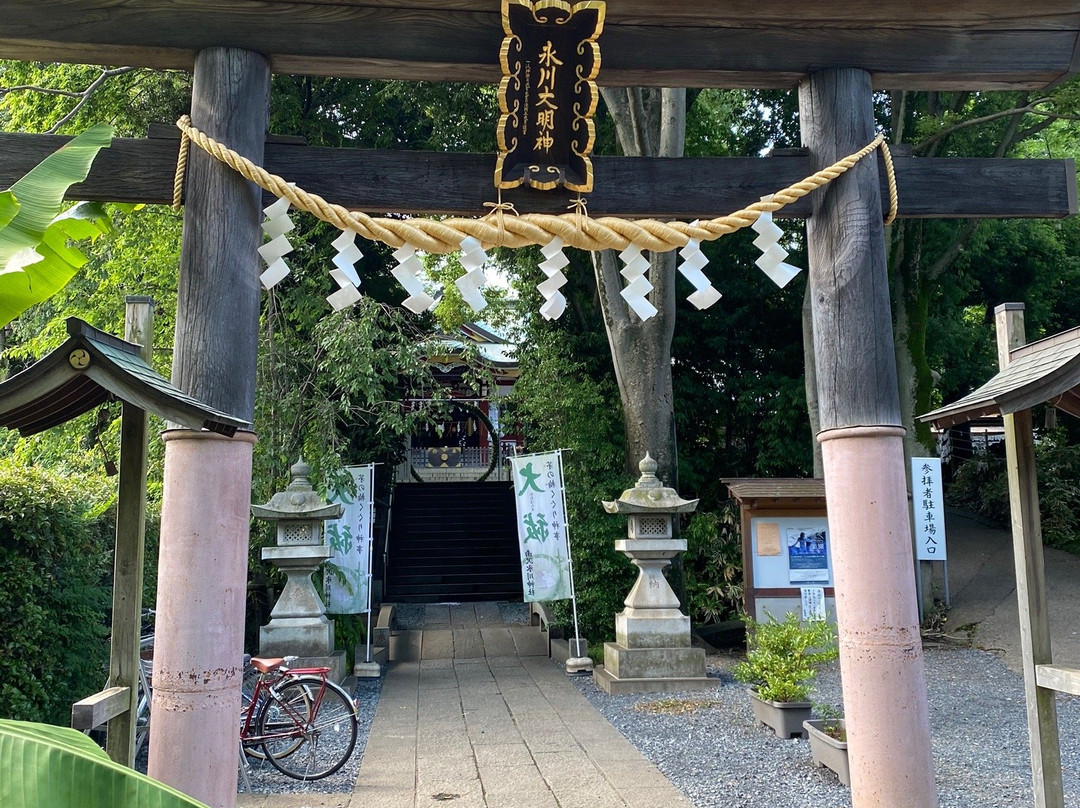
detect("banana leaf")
[0,719,210,808]
[0,124,114,328]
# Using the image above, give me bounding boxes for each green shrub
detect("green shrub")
[683,503,744,625]
[947,430,1080,555]
[947,449,1010,525]
[0,460,113,725]
[733,612,838,702]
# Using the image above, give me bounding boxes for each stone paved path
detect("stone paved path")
[348,601,689,808]
[354,654,689,808]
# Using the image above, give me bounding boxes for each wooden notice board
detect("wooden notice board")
[722,478,832,621]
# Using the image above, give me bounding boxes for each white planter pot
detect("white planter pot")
[804,718,850,786]
[748,690,812,739]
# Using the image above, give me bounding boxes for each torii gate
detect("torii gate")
[1,5,1078,808]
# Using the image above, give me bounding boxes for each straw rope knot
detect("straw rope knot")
[482,200,519,248]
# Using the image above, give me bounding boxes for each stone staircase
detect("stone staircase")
[384,481,523,603]
[376,602,549,661]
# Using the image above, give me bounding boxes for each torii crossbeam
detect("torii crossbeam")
[1,4,1078,808]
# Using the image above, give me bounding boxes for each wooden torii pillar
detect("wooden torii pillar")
[147,49,269,808]
[801,69,936,806]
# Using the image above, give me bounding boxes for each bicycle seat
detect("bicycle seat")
[249,656,286,673]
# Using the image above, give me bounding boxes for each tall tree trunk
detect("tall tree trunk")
[596,87,684,486]
[595,87,686,600]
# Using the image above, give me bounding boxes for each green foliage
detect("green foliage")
[331,614,367,670]
[508,301,634,641]
[0,460,113,725]
[0,124,114,327]
[948,429,1080,555]
[733,612,838,703]
[0,719,210,808]
[683,503,744,625]
[946,448,1010,526]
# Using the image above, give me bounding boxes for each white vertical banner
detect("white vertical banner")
[510,451,572,602]
[325,464,375,614]
[911,457,947,560]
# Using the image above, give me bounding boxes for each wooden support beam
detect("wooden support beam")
[801,68,937,807]
[148,48,268,808]
[997,303,1065,808]
[0,132,1073,220]
[1035,664,1080,697]
[104,297,154,768]
[71,687,130,731]
[0,1,1078,89]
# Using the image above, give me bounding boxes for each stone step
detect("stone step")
[388,625,548,661]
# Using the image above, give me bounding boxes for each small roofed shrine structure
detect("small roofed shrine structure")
[401,322,521,483]
[921,303,1080,807]
[0,303,248,768]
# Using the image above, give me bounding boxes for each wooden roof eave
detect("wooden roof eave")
[0,319,250,437]
[920,328,1080,429]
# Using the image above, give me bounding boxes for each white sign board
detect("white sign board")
[324,464,375,614]
[510,452,572,602]
[750,516,833,589]
[911,457,947,560]
[801,587,827,621]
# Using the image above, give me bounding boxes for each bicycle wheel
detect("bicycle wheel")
[258,677,358,780]
[240,667,292,762]
[245,676,308,762]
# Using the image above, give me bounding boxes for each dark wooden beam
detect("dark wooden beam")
[0,1,1077,90]
[0,132,1072,220]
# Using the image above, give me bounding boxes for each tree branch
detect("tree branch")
[915,96,1053,153]
[926,219,981,282]
[42,66,140,134]
[0,85,82,99]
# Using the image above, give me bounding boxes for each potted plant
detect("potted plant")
[733,612,838,739]
[804,706,849,785]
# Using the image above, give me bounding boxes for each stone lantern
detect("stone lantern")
[595,453,710,694]
[252,458,346,680]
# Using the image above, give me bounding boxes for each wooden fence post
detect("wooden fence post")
[996,302,1064,808]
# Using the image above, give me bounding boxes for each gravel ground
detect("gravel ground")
[568,644,1080,807]
[237,674,381,795]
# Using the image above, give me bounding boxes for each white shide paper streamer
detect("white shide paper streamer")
[751,197,802,288]
[455,236,490,313]
[678,224,722,310]
[391,244,436,314]
[537,237,569,320]
[258,196,295,290]
[618,243,658,321]
[325,229,364,311]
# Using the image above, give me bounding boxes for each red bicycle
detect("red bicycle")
[240,655,358,780]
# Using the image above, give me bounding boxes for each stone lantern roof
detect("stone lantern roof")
[602,453,698,515]
[251,458,343,521]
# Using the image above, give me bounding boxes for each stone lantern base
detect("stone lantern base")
[594,644,710,695]
[596,470,712,695]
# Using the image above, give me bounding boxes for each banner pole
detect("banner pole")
[558,450,586,665]
[365,464,375,664]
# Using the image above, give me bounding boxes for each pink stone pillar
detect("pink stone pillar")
[819,426,936,806]
[148,430,255,808]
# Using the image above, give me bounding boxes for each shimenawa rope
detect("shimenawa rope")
[172,115,898,254]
